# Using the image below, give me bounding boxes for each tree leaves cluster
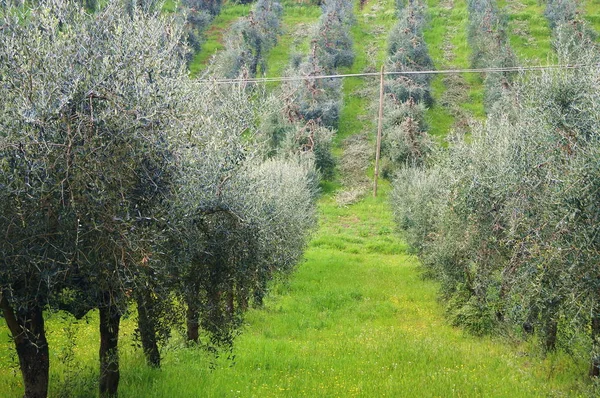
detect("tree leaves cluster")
[543,0,597,57]
[281,0,355,128]
[0,1,317,397]
[386,0,433,106]
[180,0,218,64]
[391,34,600,380]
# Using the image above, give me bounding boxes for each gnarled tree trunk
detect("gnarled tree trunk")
[99,305,121,398]
[0,296,49,398]
[186,300,200,343]
[542,300,560,353]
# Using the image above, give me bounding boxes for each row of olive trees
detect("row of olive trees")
[180,0,222,64]
[0,1,317,397]
[378,0,434,177]
[280,0,355,127]
[391,29,600,380]
[262,0,355,180]
[210,0,283,78]
[466,0,516,110]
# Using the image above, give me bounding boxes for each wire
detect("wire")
[191,63,597,85]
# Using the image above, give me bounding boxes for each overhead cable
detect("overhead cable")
[191,63,597,85]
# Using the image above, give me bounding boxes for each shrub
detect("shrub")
[313,0,355,71]
[262,108,336,179]
[169,82,318,348]
[544,0,577,30]
[381,98,433,176]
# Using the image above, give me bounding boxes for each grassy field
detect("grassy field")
[2,0,600,396]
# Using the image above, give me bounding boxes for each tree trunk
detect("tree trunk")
[186,301,199,343]
[0,296,49,398]
[99,305,121,398]
[238,287,249,312]
[542,299,559,352]
[136,292,160,368]
[226,288,234,319]
[543,316,558,352]
[590,304,600,377]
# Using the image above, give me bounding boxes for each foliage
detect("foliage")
[544,0,577,30]
[261,104,335,180]
[180,0,214,63]
[0,0,189,323]
[0,0,318,395]
[278,0,354,128]
[312,0,355,71]
[265,0,357,180]
[192,0,223,15]
[380,97,432,177]
[380,0,434,177]
[1,184,590,397]
[0,0,194,395]
[168,83,318,347]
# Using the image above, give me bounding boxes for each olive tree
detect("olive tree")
[167,83,317,346]
[386,0,434,106]
[380,0,435,177]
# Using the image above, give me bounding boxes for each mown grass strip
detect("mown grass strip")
[337,0,397,148]
[424,0,484,138]
[265,2,322,83]
[502,0,555,65]
[582,0,600,34]
[424,0,458,138]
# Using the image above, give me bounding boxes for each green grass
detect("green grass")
[2,1,600,396]
[337,0,397,147]
[424,0,485,137]
[427,76,456,139]
[582,0,600,34]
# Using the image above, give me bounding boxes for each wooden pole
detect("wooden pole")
[373,65,385,197]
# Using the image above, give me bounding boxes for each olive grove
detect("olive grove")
[391,21,600,378]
